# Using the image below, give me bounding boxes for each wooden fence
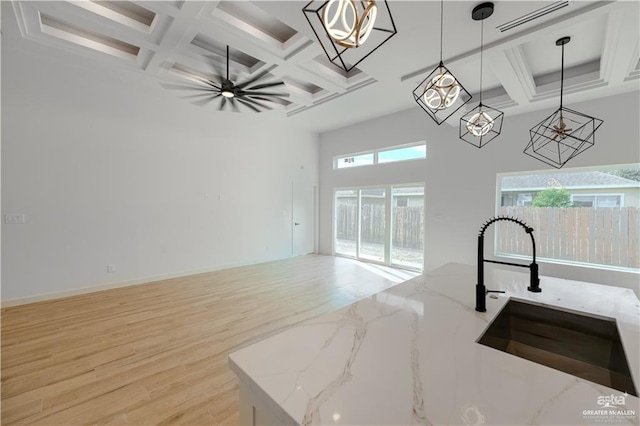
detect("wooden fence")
[336,204,424,249]
[498,206,639,268]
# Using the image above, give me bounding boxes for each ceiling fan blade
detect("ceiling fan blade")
[236,98,261,113]
[192,94,221,107]
[161,82,214,92]
[181,92,217,100]
[235,70,270,89]
[202,80,221,90]
[219,97,227,111]
[229,98,240,112]
[242,91,289,97]
[203,55,225,82]
[245,81,285,91]
[243,96,273,110]
[251,95,286,104]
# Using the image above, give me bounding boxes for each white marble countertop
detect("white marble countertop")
[229,263,640,425]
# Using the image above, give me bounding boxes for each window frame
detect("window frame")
[495,163,640,273]
[333,141,426,170]
[570,193,624,208]
[332,183,426,271]
[334,151,375,169]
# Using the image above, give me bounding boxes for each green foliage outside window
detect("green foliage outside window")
[532,187,576,207]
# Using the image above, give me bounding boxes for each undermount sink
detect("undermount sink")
[478,299,637,396]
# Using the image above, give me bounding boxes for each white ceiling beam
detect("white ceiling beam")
[144,2,211,75]
[600,1,640,85]
[485,46,535,107]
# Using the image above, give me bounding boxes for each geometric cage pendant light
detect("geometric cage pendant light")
[412,0,472,125]
[524,36,604,168]
[460,2,504,148]
[302,0,398,73]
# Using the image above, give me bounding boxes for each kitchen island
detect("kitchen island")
[229,263,640,425]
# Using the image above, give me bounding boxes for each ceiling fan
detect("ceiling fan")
[162,46,289,113]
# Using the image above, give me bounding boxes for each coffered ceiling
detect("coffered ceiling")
[5,1,640,133]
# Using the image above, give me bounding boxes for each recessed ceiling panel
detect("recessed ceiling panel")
[40,13,140,60]
[216,1,297,44]
[190,34,264,71]
[522,14,606,78]
[283,76,323,95]
[533,59,600,87]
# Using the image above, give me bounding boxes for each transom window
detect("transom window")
[334,142,426,169]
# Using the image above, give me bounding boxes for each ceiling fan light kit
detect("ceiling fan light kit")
[413,0,471,125]
[302,0,397,73]
[459,2,504,148]
[524,36,604,168]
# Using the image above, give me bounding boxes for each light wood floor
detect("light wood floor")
[1,255,418,425]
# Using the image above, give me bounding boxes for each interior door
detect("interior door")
[292,178,313,256]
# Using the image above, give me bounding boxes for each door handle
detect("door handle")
[294,222,300,226]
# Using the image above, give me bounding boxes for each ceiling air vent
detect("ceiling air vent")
[496,1,570,32]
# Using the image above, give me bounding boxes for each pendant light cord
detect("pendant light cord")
[479,16,484,105]
[560,42,564,109]
[439,0,443,63]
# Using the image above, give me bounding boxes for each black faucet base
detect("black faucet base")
[527,286,542,293]
[475,284,486,312]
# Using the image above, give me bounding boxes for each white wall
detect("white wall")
[1,40,318,304]
[319,91,640,293]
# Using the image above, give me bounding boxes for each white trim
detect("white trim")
[495,252,640,275]
[503,183,639,191]
[496,162,640,179]
[0,255,295,308]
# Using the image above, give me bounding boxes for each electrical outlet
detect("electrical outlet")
[4,214,25,224]
[107,264,116,273]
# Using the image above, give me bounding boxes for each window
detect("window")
[378,145,426,164]
[333,184,424,270]
[496,164,640,271]
[334,142,426,169]
[571,194,622,208]
[335,153,374,169]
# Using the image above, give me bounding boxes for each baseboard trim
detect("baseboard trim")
[1,254,300,308]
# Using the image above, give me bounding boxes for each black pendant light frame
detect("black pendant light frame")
[413,0,472,125]
[302,0,397,73]
[524,37,604,168]
[460,2,504,148]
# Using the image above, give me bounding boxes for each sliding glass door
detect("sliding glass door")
[334,189,357,257]
[391,186,424,269]
[334,185,424,270]
[359,188,386,262]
